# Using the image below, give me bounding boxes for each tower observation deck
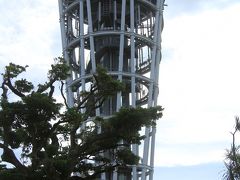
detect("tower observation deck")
[58,0,164,179]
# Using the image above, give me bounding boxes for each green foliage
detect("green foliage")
[0,169,27,180]
[22,93,62,121]
[37,57,70,94]
[116,148,139,165]
[48,57,70,81]
[95,66,124,97]
[102,106,163,144]
[14,79,34,93]
[62,107,83,123]
[3,63,28,79]
[0,60,163,180]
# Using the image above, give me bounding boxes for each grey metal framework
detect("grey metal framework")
[58,0,164,179]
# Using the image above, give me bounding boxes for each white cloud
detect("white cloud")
[154,143,226,167]
[0,0,62,83]
[155,3,240,166]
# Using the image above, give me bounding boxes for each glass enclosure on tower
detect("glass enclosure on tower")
[58,0,164,179]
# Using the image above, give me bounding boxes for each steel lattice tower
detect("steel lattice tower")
[58,0,164,179]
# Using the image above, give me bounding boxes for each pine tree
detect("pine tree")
[0,58,163,180]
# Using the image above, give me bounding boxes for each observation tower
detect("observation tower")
[58,0,164,179]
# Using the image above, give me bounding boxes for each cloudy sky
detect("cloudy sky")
[1,0,240,180]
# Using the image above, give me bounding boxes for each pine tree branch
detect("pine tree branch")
[0,143,27,172]
[1,80,8,100]
[4,76,25,98]
[231,124,239,168]
[49,84,55,97]
[77,84,97,109]
[60,80,69,108]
